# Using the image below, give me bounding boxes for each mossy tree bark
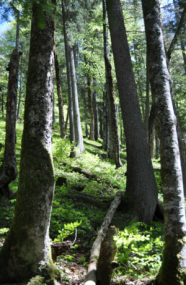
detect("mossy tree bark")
[142,0,186,283]
[0,2,61,284]
[106,0,158,222]
[0,49,21,198]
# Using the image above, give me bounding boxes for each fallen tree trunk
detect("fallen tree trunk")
[84,140,103,149]
[61,161,119,188]
[84,191,122,285]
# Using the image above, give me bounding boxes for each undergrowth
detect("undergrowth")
[0,116,165,282]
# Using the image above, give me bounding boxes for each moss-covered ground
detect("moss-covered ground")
[0,116,165,285]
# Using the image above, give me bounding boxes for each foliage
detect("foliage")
[115,222,164,279]
[54,221,82,242]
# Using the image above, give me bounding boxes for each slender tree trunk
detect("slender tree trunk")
[181,40,186,73]
[1,93,4,118]
[99,106,103,139]
[54,50,66,138]
[62,0,76,157]
[103,0,122,168]
[102,90,108,151]
[65,107,69,131]
[0,49,21,198]
[149,105,155,158]
[155,132,160,159]
[17,56,22,120]
[0,2,61,284]
[145,54,150,141]
[87,73,95,141]
[92,78,99,141]
[69,45,84,152]
[106,0,158,222]
[142,0,186,283]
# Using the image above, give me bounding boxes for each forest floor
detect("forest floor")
[0,119,164,285]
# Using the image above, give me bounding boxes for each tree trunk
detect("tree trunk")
[92,78,99,141]
[0,2,61,284]
[0,49,21,198]
[103,0,122,168]
[106,0,158,222]
[142,0,186,283]
[102,90,109,151]
[84,192,121,285]
[62,0,76,158]
[145,54,150,141]
[149,104,155,158]
[54,50,66,139]
[69,45,84,152]
[17,56,22,120]
[99,105,103,139]
[87,73,95,141]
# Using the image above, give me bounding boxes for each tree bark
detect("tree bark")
[0,49,21,198]
[92,78,99,141]
[87,73,95,141]
[84,191,121,285]
[106,0,158,222]
[102,90,109,151]
[0,2,61,284]
[142,0,186,283]
[103,0,122,168]
[69,44,84,152]
[17,56,22,120]
[62,0,76,158]
[54,50,66,139]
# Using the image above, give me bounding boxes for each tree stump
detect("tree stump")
[97,226,119,285]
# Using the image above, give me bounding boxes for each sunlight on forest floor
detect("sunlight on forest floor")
[0,118,165,285]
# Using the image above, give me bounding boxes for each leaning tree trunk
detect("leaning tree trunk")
[0,2,61,284]
[69,44,84,152]
[106,0,158,222]
[54,50,66,139]
[103,0,122,168]
[142,0,186,284]
[0,49,21,198]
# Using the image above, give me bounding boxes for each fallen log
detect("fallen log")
[61,161,119,188]
[84,191,122,285]
[84,140,103,149]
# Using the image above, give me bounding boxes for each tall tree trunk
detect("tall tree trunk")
[0,2,61,284]
[145,54,150,141]
[69,45,84,152]
[0,49,21,198]
[92,78,99,141]
[99,105,103,139]
[87,73,95,141]
[62,0,76,158]
[142,0,186,283]
[102,90,108,151]
[106,0,158,222]
[17,56,22,120]
[54,50,66,138]
[149,105,155,158]
[103,0,122,168]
